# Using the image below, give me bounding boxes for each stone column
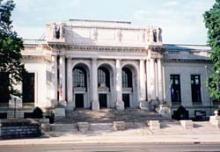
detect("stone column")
[91,58,99,110]
[59,56,66,105]
[157,59,163,101]
[147,58,156,100]
[66,58,74,110]
[51,55,58,107]
[139,59,146,101]
[155,60,159,98]
[115,59,124,110]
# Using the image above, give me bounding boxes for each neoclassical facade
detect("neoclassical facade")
[0,19,214,118]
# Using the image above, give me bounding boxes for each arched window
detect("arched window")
[73,67,87,88]
[122,67,132,88]
[98,67,110,87]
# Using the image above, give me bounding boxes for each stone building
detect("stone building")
[0,19,215,118]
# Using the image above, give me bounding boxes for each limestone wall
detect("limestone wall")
[164,61,212,117]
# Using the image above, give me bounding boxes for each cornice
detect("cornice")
[22,55,52,62]
[47,42,148,53]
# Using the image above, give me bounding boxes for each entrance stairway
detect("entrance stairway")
[56,109,169,124]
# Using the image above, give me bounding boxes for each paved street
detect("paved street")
[0,143,220,152]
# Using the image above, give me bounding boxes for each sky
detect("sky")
[12,0,215,44]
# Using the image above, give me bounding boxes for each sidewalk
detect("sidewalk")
[0,121,220,145]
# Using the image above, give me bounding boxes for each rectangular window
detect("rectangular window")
[170,74,181,103]
[191,75,202,104]
[22,72,35,103]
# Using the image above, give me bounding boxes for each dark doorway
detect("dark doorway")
[22,73,35,103]
[75,94,84,108]
[99,94,107,108]
[123,94,130,108]
[0,72,10,104]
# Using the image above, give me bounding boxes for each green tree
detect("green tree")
[204,0,220,100]
[0,0,24,100]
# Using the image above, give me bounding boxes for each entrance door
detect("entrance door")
[75,94,84,108]
[99,94,107,108]
[123,94,130,108]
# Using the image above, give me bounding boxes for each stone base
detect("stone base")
[0,119,41,139]
[210,116,220,127]
[50,124,75,132]
[139,101,149,110]
[157,104,171,119]
[41,123,51,131]
[7,111,24,119]
[58,100,67,107]
[92,101,100,111]
[89,123,113,132]
[180,120,193,129]
[113,121,126,131]
[54,108,66,117]
[77,122,89,133]
[51,99,58,108]
[66,102,74,111]
[116,100,124,110]
[148,120,160,130]
[149,99,160,111]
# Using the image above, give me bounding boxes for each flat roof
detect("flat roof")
[69,19,132,24]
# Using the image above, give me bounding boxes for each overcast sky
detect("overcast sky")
[12,0,215,44]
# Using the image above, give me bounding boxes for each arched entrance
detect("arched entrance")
[122,65,137,108]
[98,64,113,109]
[72,64,89,109]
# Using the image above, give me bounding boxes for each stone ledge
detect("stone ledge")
[113,121,126,131]
[35,118,50,131]
[148,120,160,130]
[50,124,75,132]
[180,120,193,129]
[77,122,89,133]
[210,116,220,128]
[54,108,66,118]
[89,123,113,131]
[41,123,51,131]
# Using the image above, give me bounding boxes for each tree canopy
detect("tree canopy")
[204,0,220,100]
[0,0,24,98]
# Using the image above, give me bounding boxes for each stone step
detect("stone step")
[50,124,77,132]
[89,123,113,131]
[61,109,168,123]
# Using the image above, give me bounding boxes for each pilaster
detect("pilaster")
[157,59,163,101]
[51,55,58,106]
[66,58,74,110]
[115,59,124,110]
[147,58,156,100]
[139,59,146,101]
[59,56,66,104]
[91,58,99,110]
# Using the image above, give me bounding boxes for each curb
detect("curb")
[1,135,220,146]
